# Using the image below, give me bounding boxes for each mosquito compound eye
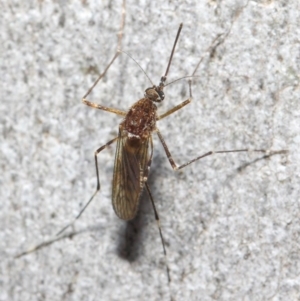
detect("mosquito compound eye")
[145,87,160,101]
[157,90,165,101]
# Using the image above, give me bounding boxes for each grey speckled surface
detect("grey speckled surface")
[1,1,299,301]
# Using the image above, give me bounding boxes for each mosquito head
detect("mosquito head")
[145,85,165,103]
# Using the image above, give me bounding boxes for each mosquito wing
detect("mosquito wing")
[112,129,152,220]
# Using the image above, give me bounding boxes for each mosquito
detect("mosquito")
[56,18,286,286]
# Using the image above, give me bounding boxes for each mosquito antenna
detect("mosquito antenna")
[120,50,154,86]
[164,75,202,87]
[121,24,183,90]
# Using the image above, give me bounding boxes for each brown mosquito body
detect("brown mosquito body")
[113,92,158,220]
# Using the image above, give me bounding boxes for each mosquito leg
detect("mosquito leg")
[15,232,77,258]
[82,100,127,116]
[145,139,173,301]
[82,0,127,113]
[156,128,287,171]
[144,182,172,300]
[57,136,119,236]
[157,98,191,120]
[142,137,154,183]
[158,78,193,121]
